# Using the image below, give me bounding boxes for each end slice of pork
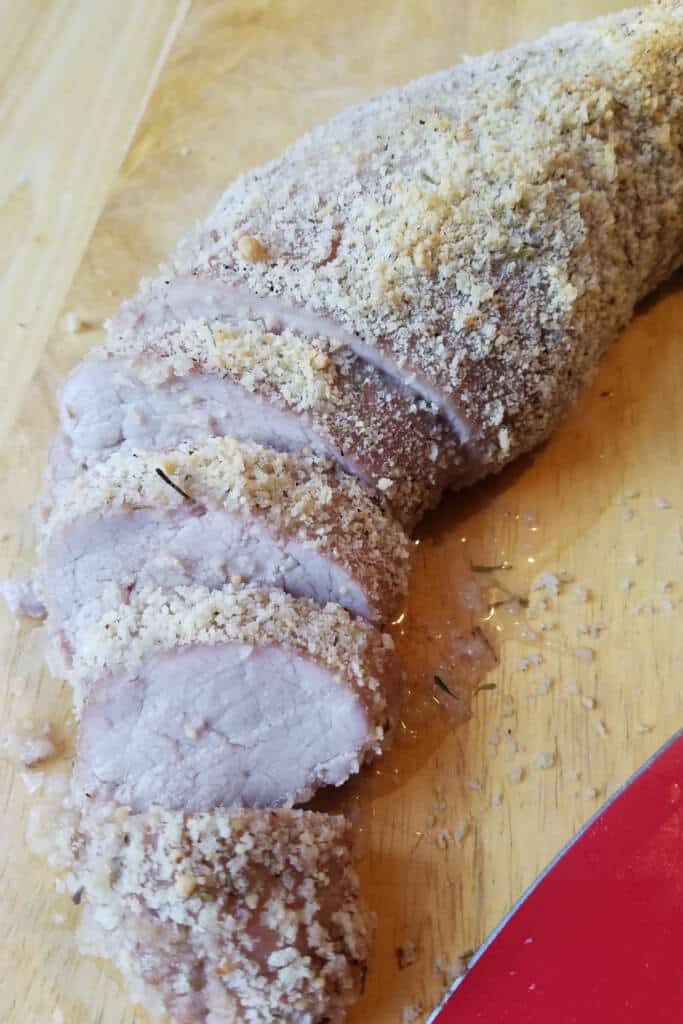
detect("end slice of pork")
[38,437,409,661]
[72,584,397,811]
[73,806,372,1023]
[51,317,466,530]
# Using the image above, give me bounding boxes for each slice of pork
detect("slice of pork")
[72,806,372,1023]
[112,4,683,480]
[50,317,466,530]
[37,437,409,663]
[71,584,397,811]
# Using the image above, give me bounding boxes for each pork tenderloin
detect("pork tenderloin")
[114,3,683,480]
[51,317,466,530]
[72,806,371,1023]
[71,584,397,811]
[37,437,409,664]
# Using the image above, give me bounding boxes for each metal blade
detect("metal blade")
[430,729,683,1023]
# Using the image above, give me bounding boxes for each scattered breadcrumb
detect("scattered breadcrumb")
[516,653,543,672]
[636,722,653,734]
[655,497,671,509]
[623,508,634,522]
[620,578,633,591]
[507,766,523,784]
[1,723,56,767]
[577,624,604,639]
[52,912,66,925]
[488,732,500,749]
[593,719,608,738]
[584,787,599,800]
[491,786,503,808]
[435,828,450,851]
[62,311,84,333]
[576,647,594,663]
[397,942,418,969]
[19,769,45,794]
[466,778,482,792]
[434,955,467,987]
[401,1003,424,1024]
[532,572,560,596]
[504,731,518,755]
[537,675,553,696]
[581,696,596,710]
[627,553,642,567]
[452,822,469,845]
[624,489,639,499]
[573,586,590,603]
[535,752,555,770]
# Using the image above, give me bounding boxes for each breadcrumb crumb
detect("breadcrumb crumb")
[452,822,469,845]
[537,675,553,696]
[62,311,84,333]
[535,752,555,770]
[397,942,417,969]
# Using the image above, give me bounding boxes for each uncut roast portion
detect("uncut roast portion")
[111,2,683,484]
[30,4,683,1021]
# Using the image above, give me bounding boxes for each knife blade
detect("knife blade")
[430,729,683,1023]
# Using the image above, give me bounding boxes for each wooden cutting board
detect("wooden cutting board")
[2,2,682,1022]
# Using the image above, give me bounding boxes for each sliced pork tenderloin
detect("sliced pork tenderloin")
[50,316,466,530]
[113,4,683,480]
[73,806,371,1024]
[37,436,409,666]
[71,584,397,811]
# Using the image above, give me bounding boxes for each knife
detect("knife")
[430,729,683,1023]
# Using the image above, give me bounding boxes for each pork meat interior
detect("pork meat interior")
[71,584,397,811]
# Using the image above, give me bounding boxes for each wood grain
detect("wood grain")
[0,0,190,441]
[1,2,682,1022]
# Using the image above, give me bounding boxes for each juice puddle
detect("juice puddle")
[311,502,551,830]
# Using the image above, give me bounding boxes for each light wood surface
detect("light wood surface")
[1,2,681,1022]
